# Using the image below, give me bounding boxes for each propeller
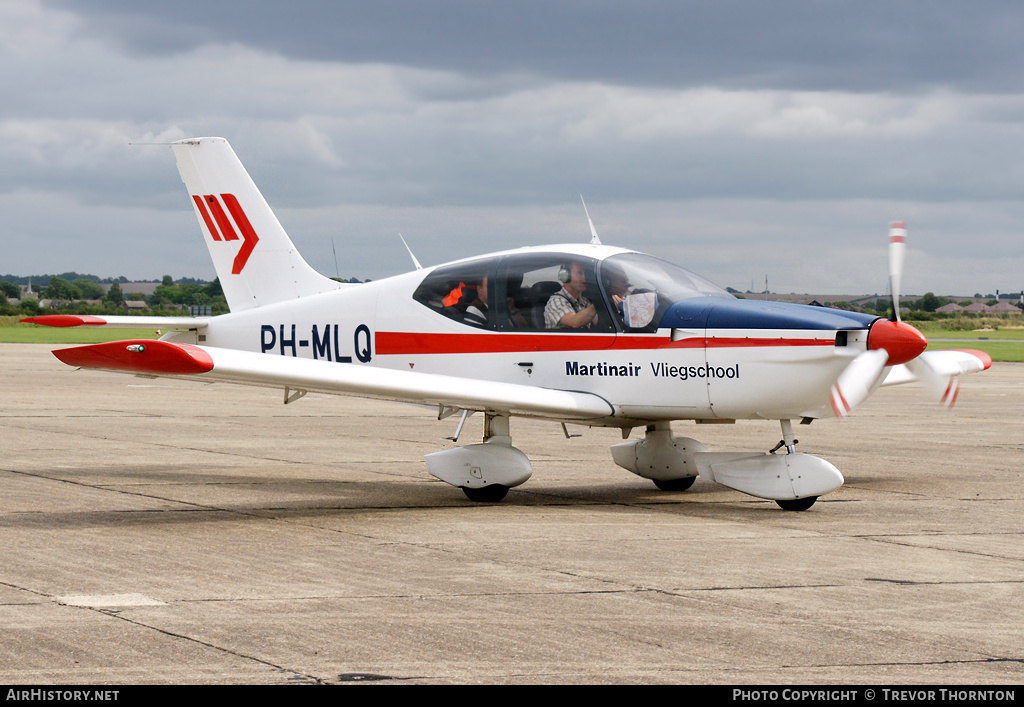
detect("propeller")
[828,222,990,417]
[904,348,991,409]
[905,356,960,409]
[830,349,889,417]
[829,222,927,418]
[888,221,906,321]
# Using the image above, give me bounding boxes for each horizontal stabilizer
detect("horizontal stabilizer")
[23,315,209,330]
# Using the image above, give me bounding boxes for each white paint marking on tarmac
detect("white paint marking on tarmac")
[57,593,165,607]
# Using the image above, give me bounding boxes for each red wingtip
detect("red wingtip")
[53,340,214,375]
[951,349,993,371]
[21,315,107,328]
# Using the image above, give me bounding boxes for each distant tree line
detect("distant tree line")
[4,273,366,318]
[811,290,1019,317]
[1,275,229,317]
[823,292,1021,317]
[0,272,209,286]
[717,287,1022,320]
[8,275,1015,321]
[146,274,224,310]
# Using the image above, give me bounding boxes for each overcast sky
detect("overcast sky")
[3,0,1023,295]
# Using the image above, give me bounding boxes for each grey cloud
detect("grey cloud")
[5,0,1021,296]
[45,0,1024,93]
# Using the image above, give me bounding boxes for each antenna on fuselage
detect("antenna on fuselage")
[398,233,423,270]
[580,195,601,245]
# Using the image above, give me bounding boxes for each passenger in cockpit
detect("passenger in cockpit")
[464,274,489,327]
[602,263,630,316]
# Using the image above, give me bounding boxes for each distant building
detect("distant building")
[964,303,992,313]
[936,303,965,313]
[103,282,160,297]
[989,302,1021,314]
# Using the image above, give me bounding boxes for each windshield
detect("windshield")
[598,253,731,330]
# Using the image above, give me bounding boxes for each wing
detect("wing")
[52,339,614,422]
[22,315,209,330]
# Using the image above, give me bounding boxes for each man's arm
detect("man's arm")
[557,304,597,328]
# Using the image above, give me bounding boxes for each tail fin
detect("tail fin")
[172,137,341,312]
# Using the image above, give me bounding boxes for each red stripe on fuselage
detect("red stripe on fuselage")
[374,331,837,355]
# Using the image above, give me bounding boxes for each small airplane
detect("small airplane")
[25,138,991,510]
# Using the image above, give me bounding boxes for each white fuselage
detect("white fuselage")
[191,259,869,425]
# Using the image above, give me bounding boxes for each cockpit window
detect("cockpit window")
[598,253,731,331]
[412,259,497,329]
[412,251,727,333]
[497,254,614,332]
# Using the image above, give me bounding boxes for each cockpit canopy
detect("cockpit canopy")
[412,251,732,332]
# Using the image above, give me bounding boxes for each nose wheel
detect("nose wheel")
[776,496,818,511]
[462,484,509,502]
[652,476,696,492]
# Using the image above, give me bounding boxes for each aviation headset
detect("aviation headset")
[558,264,571,283]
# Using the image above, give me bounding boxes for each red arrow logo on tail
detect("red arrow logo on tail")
[191,193,260,274]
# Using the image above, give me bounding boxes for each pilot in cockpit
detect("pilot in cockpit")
[544,260,598,329]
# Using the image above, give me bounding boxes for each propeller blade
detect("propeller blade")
[905,357,960,409]
[888,221,906,322]
[904,349,992,409]
[830,349,890,418]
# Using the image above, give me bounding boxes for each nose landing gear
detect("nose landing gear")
[770,420,817,511]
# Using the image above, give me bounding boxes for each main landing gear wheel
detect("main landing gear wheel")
[652,476,696,492]
[776,496,818,511]
[462,484,509,503]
